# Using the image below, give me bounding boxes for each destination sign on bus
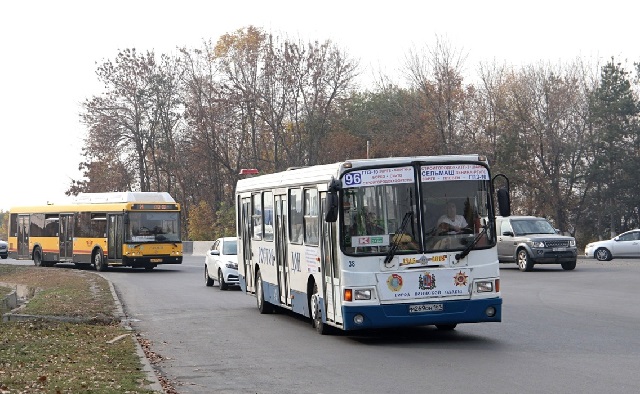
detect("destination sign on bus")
[420,164,489,182]
[131,204,178,210]
[342,166,414,188]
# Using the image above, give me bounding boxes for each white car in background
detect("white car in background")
[204,237,239,290]
[584,229,640,261]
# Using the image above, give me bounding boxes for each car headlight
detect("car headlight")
[569,239,576,247]
[531,241,545,248]
[226,261,238,269]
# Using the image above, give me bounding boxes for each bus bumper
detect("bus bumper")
[341,297,502,331]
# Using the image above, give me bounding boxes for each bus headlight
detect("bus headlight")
[476,281,494,293]
[354,289,371,300]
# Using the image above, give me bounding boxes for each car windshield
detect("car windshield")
[222,240,237,255]
[511,219,556,235]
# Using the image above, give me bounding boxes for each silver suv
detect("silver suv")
[496,216,577,271]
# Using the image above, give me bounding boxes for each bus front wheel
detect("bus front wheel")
[310,283,330,335]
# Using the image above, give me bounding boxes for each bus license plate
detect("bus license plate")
[150,258,162,263]
[409,303,443,313]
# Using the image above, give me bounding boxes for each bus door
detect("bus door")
[107,214,124,260]
[320,193,342,324]
[17,214,30,259]
[59,214,74,260]
[240,197,253,291]
[274,194,291,306]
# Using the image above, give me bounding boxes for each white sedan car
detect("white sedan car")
[584,229,640,261]
[204,237,239,290]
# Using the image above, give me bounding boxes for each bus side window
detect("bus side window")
[289,189,303,244]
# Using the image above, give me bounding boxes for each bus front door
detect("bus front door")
[17,215,30,259]
[59,214,74,261]
[107,214,124,261]
[320,193,342,325]
[274,194,291,307]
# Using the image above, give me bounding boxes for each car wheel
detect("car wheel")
[256,270,273,314]
[595,248,612,261]
[310,283,329,335]
[561,260,577,270]
[436,324,457,331]
[218,269,229,290]
[33,247,43,267]
[1,255,8,259]
[204,265,214,287]
[517,249,534,271]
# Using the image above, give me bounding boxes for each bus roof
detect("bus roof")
[9,192,179,214]
[73,192,176,204]
[235,154,488,193]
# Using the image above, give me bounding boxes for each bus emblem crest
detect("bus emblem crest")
[418,272,436,290]
[453,270,468,286]
[386,274,403,292]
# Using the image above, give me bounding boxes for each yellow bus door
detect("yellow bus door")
[107,214,124,260]
[17,215,30,259]
[59,214,74,260]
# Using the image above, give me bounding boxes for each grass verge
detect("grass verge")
[0,264,157,393]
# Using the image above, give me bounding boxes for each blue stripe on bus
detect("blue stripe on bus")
[341,298,502,330]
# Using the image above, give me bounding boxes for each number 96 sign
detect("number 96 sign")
[343,173,362,186]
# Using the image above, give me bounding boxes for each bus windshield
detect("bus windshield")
[341,166,418,255]
[340,164,495,255]
[421,163,494,252]
[126,212,180,243]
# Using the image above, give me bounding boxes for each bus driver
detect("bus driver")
[436,202,468,234]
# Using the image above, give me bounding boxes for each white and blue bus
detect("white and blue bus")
[236,155,510,334]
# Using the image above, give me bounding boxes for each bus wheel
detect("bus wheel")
[94,250,107,272]
[256,270,273,314]
[218,269,229,290]
[310,283,329,335]
[33,247,43,267]
[144,264,155,271]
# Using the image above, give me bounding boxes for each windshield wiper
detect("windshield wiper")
[384,211,413,267]
[455,219,489,262]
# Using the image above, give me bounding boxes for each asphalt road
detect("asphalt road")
[6,256,640,393]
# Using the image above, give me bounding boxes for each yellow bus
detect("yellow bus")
[7,192,182,271]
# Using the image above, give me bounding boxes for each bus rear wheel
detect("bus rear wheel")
[33,247,43,267]
[94,250,107,272]
[256,270,273,314]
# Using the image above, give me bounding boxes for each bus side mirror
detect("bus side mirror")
[492,173,511,217]
[325,192,338,222]
[325,177,341,223]
[497,188,511,217]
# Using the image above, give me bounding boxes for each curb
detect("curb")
[100,275,165,393]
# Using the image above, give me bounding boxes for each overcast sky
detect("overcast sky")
[1,0,638,210]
